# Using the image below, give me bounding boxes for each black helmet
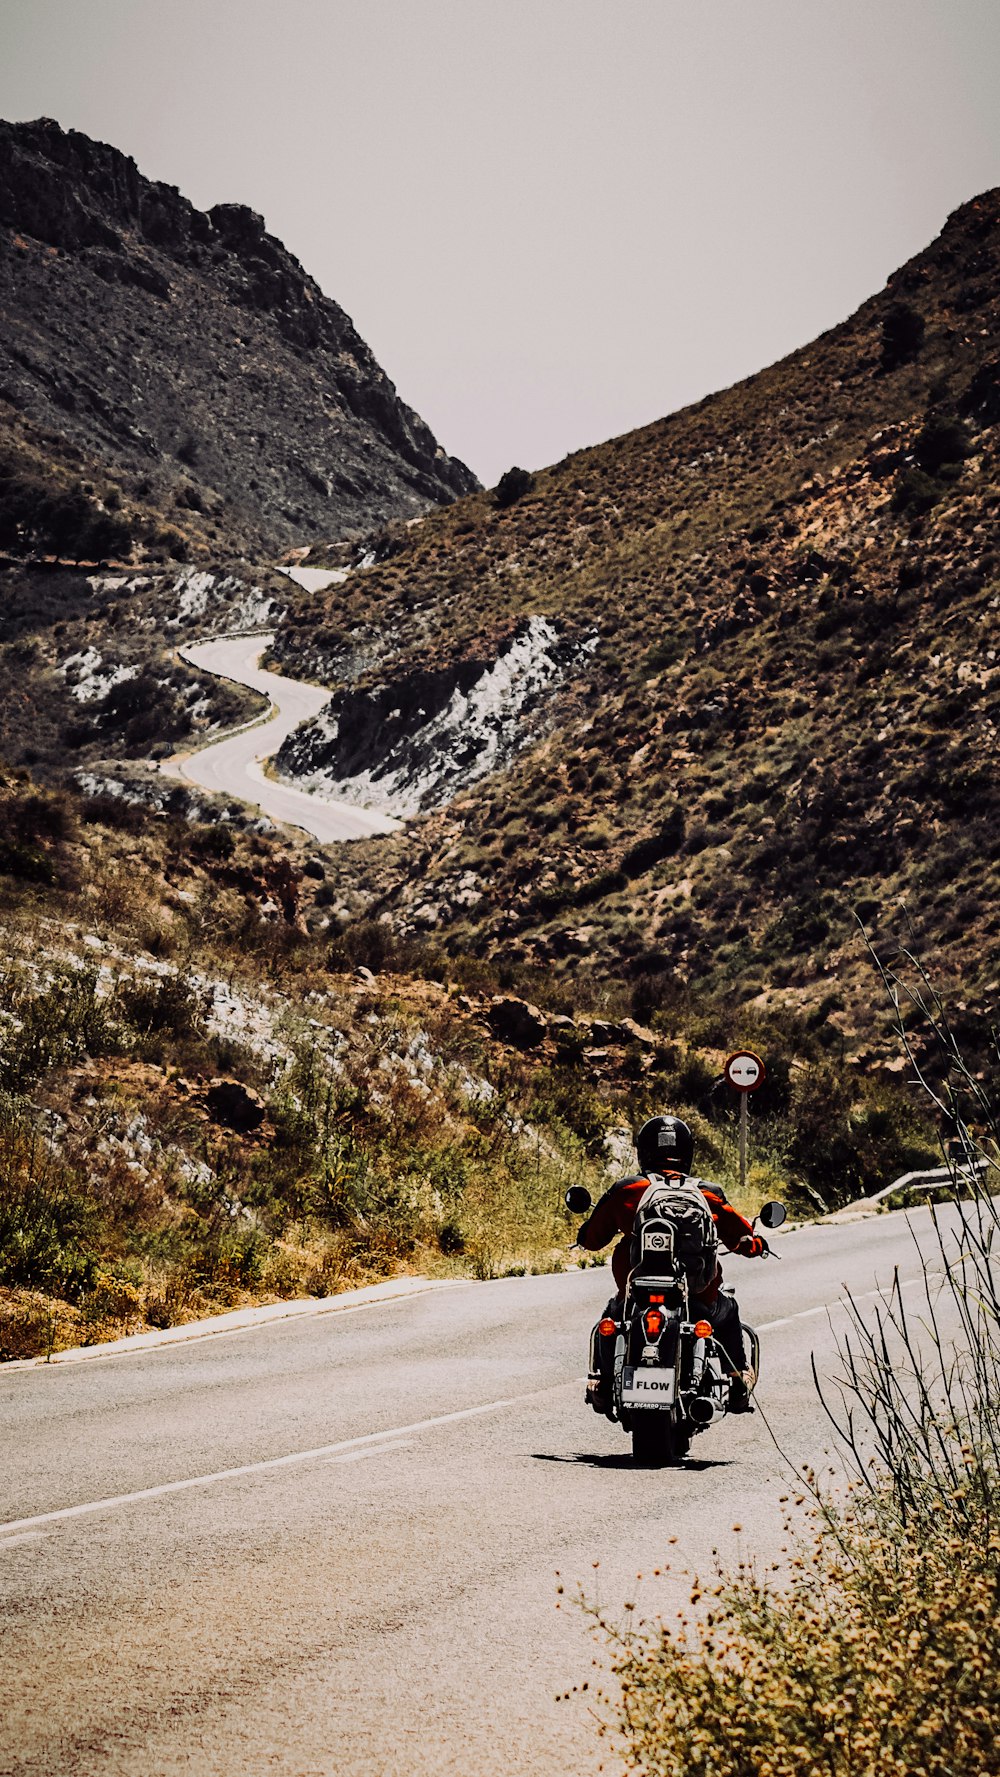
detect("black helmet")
[635,1114,694,1177]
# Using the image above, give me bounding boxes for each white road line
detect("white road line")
[0,1382,580,1537]
[0,1531,48,1548]
[758,1305,829,1331]
[326,1440,415,1464]
[756,1272,926,1333]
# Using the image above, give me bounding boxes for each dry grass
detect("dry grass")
[0,766,945,1359]
[595,1502,1000,1777]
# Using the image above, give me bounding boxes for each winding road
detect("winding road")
[163,634,400,843]
[0,1206,956,1776]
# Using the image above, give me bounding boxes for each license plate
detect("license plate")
[622,1366,676,1408]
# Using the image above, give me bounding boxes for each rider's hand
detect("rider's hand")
[737,1234,767,1258]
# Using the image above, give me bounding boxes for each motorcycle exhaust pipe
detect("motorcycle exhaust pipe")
[689,1396,717,1426]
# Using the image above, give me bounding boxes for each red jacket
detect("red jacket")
[578,1173,763,1301]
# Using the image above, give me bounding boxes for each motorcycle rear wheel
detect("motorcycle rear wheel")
[631,1413,690,1468]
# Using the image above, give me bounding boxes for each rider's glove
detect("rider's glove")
[737,1234,766,1257]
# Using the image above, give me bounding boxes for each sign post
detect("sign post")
[724,1050,765,1196]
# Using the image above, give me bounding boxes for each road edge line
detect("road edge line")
[0,1379,586,1537]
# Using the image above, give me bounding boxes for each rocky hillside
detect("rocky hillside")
[0,117,476,563]
[0,762,940,1359]
[273,190,1000,1054]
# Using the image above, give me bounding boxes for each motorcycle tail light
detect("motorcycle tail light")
[693,1319,713,1339]
[643,1308,665,1339]
[598,1317,617,1337]
[648,1294,665,1304]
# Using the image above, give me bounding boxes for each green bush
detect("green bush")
[0,967,121,1091]
[622,809,686,879]
[0,453,133,560]
[117,973,206,1053]
[892,466,942,515]
[0,838,57,883]
[0,1097,99,1298]
[327,918,447,980]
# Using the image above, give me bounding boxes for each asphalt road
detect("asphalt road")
[0,1207,952,1777]
[162,634,401,843]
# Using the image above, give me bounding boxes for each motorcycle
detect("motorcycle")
[565,1185,786,1467]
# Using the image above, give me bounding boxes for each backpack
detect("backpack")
[628,1172,719,1293]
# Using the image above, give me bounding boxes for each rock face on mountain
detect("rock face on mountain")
[0,118,476,555]
[276,616,598,817]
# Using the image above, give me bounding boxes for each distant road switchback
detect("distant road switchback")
[163,633,401,843]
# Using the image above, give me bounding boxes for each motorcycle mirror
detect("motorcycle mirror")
[758,1200,787,1230]
[565,1185,592,1215]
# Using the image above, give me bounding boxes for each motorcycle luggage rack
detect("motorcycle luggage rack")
[639,1222,675,1258]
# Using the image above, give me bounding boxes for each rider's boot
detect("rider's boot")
[728,1370,755,1414]
[585,1373,610,1415]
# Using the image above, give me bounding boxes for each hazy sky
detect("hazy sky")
[2,1,999,485]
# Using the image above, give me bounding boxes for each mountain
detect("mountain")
[270,189,1000,1057]
[5,163,990,1358]
[0,117,476,561]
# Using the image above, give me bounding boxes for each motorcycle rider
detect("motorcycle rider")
[576,1113,766,1414]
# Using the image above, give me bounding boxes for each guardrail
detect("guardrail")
[867,1158,992,1205]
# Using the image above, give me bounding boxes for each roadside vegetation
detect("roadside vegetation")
[0,767,942,1360]
[590,959,1000,1775]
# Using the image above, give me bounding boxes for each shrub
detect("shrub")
[621,808,686,878]
[327,918,447,980]
[880,301,925,370]
[0,454,133,560]
[495,466,535,508]
[100,670,191,749]
[0,1290,82,1361]
[0,967,121,1091]
[86,510,133,563]
[117,973,206,1050]
[0,787,74,848]
[892,466,942,515]
[913,414,971,475]
[596,1503,1000,1777]
[78,792,145,834]
[784,1063,935,1206]
[0,838,56,883]
[189,821,236,861]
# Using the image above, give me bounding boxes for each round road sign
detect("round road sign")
[725,1050,765,1092]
